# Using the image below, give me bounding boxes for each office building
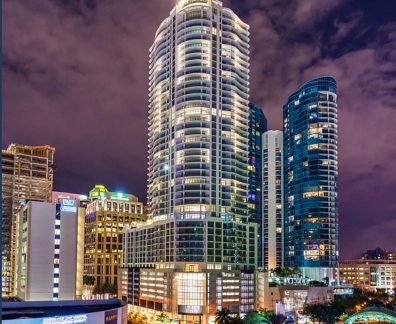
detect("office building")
[84,185,146,290]
[283,77,338,281]
[338,260,396,294]
[248,102,268,268]
[14,200,84,301]
[262,131,283,270]
[1,144,55,297]
[121,0,257,323]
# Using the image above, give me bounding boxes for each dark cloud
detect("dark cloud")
[3,0,396,258]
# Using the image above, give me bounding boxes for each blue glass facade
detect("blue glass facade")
[283,77,338,271]
[248,102,268,268]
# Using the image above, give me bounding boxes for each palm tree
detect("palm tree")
[244,311,266,324]
[265,313,287,324]
[230,314,244,324]
[215,308,232,324]
[83,275,95,286]
[156,312,168,323]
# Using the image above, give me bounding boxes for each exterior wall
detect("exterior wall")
[339,260,396,293]
[262,131,283,270]
[120,267,255,323]
[148,0,251,265]
[76,207,85,299]
[1,144,55,297]
[248,103,267,268]
[15,201,83,301]
[125,1,256,322]
[2,151,14,297]
[84,192,146,287]
[16,202,55,301]
[283,77,338,276]
[123,219,257,271]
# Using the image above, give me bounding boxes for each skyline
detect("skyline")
[3,0,396,260]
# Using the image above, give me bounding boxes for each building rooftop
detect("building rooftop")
[2,300,126,321]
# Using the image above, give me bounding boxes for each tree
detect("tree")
[230,314,244,324]
[215,308,232,324]
[83,275,95,286]
[271,267,302,284]
[244,311,266,324]
[127,311,149,324]
[265,313,287,324]
[156,312,168,323]
[302,301,344,324]
[93,283,117,298]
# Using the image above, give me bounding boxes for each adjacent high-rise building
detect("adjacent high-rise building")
[120,1,257,322]
[283,77,338,281]
[248,102,268,268]
[262,131,283,270]
[1,144,55,297]
[14,200,85,301]
[84,185,146,292]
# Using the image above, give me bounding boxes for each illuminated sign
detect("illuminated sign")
[43,314,88,324]
[3,306,128,324]
[60,199,77,213]
[178,305,203,315]
[110,193,129,201]
[104,309,118,324]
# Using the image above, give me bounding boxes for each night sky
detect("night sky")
[3,0,396,259]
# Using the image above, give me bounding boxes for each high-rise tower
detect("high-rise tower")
[1,144,55,297]
[120,1,257,322]
[262,130,283,270]
[247,102,267,268]
[283,77,338,281]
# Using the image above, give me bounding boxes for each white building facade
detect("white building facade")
[120,1,257,323]
[262,131,284,270]
[14,200,84,301]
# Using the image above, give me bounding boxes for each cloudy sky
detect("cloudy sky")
[3,0,396,258]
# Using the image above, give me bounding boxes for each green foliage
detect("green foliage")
[83,275,95,286]
[156,312,168,322]
[230,314,244,324]
[302,290,396,324]
[127,311,149,324]
[215,308,232,324]
[93,283,117,297]
[302,301,344,324]
[243,311,267,324]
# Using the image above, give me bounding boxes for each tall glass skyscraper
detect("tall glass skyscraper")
[283,77,338,281]
[120,1,257,323]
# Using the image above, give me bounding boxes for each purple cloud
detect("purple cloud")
[3,0,396,258]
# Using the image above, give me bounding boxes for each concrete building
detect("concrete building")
[338,260,396,294]
[283,77,338,281]
[1,144,55,297]
[14,200,84,301]
[84,185,146,290]
[262,131,283,270]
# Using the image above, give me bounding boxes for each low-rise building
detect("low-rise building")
[14,199,85,301]
[338,259,396,293]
